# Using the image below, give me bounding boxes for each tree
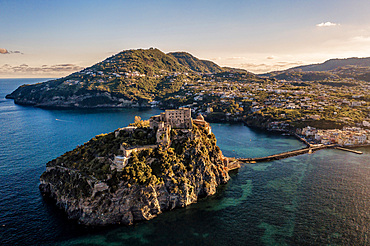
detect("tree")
[129,116,150,128]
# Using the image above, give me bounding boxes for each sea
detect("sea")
[0,78,369,246]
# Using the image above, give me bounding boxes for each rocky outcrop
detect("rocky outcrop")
[39,124,230,225]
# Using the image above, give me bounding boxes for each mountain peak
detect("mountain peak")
[6,48,250,108]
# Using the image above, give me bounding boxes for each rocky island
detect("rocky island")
[39,108,231,225]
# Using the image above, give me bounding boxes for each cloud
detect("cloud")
[0,63,84,75]
[0,48,23,54]
[238,61,304,74]
[226,56,246,60]
[275,61,304,66]
[316,22,340,27]
[351,36,370,43]
[239,63,268,69]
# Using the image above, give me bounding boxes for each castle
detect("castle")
[149,108,193,146]
[112,108,211,171]
[149,108,192,129]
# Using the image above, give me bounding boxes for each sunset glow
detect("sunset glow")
[1,0,370,77]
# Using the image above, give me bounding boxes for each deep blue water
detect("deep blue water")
[0,79,369,245]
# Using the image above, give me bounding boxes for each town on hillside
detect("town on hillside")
[7,49,370,144]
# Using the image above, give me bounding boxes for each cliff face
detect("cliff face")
[39,124,230,225]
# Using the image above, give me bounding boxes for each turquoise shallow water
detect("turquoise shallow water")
[0,79,369,245]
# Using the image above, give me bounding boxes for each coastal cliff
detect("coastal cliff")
[39,122,230,225]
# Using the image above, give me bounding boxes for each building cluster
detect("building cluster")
[58,61,369,133]
[79,68,148,80]
[300,126,370,146]
[77,61,190,83]
[61,60,369,130]
[178,75,369,127]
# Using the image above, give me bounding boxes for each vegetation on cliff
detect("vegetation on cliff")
[168,52,224,74]
[39,123,229,225]
[44,127,156,181]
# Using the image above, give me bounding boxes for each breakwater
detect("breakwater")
[236,144,336,163]
[226,144,364,167]
[334,147,363,154]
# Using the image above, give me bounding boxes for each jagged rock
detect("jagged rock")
[39,123,230,226]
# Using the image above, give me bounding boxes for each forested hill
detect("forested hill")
[168,52,224,73]
[94,48,190,75]
[263,57,370,82]
[289,57,370,72]
[6,48,253,108]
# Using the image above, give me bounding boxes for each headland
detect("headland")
[39,108,231,226]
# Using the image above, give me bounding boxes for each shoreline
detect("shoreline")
[6,97,369,149]
[337,143,370,148]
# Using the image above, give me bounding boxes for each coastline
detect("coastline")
[5,95,369,149]
[1,86,369,245]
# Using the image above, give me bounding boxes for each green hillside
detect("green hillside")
[267,70,339,81]
[263,57,370,83]
[290,57,370,72]
[6,48,205,107]
[168,52,224,73]
[6,48,262,109]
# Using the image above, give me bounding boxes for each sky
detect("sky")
[2,0,370,78]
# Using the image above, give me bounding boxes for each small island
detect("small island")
[39,108,232,226]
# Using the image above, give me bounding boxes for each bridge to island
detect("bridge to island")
[226,144,363,171]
